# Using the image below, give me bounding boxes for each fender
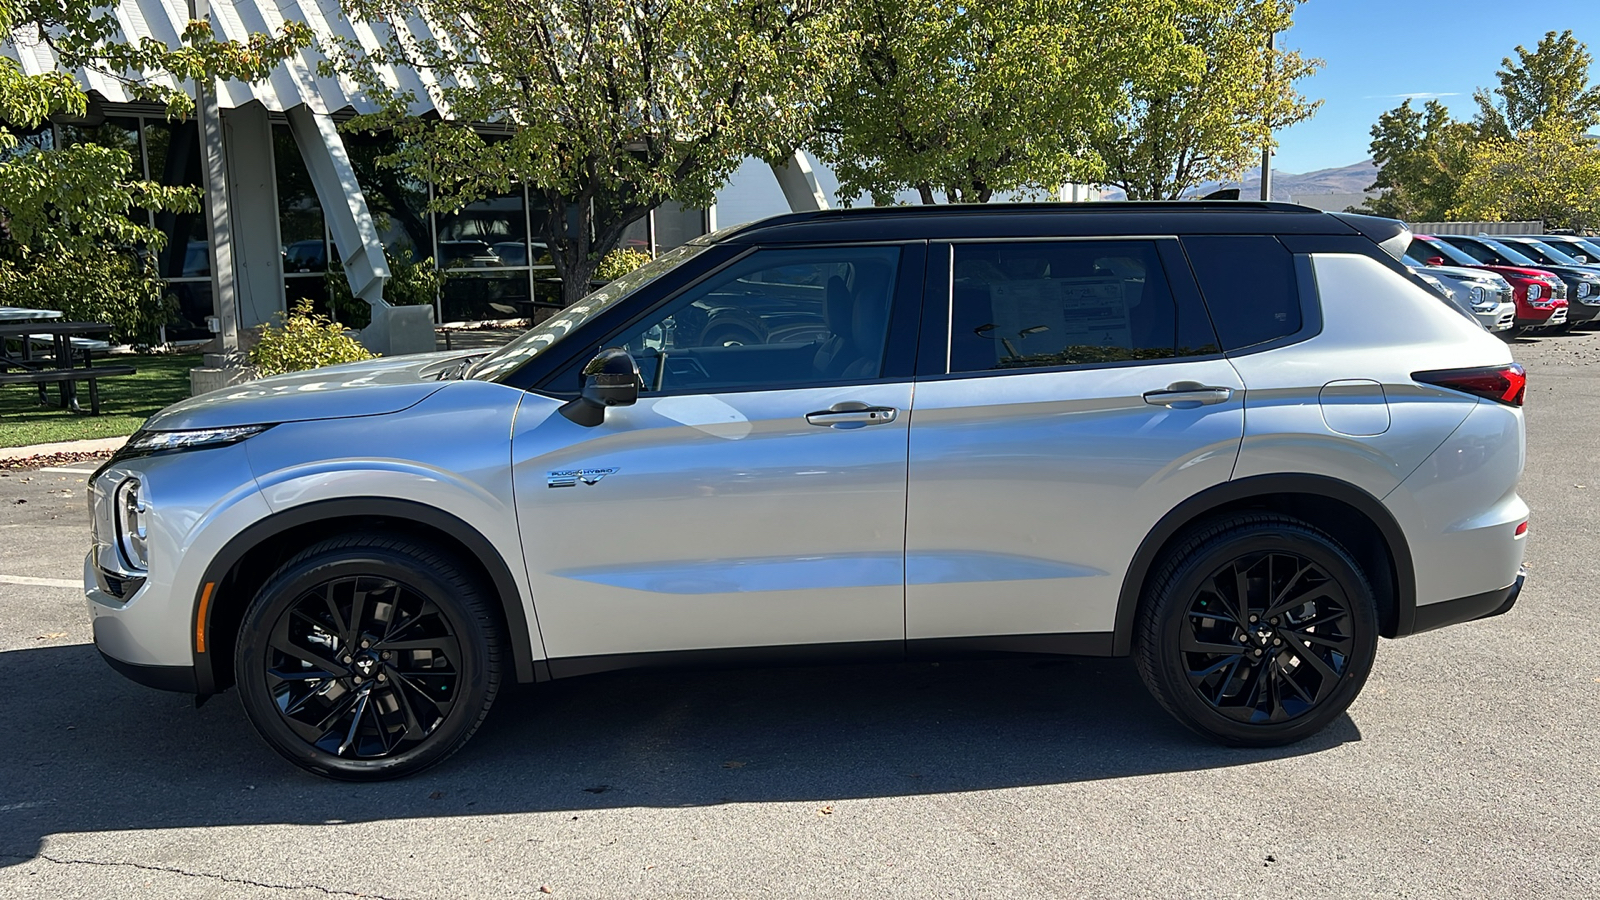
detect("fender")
[1111,473,1417,656]
[190,497,538,694]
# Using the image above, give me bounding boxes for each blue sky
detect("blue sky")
[1275,0,1600,173]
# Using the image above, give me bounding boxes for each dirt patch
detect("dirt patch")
[0,449,115,472]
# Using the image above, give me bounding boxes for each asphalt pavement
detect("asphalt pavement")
[1,330,1597,899]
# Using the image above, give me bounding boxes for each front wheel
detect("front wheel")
[234,534,502,780]
[1134,514,1378,747]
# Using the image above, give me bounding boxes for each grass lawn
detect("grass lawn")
[0,353,201,448]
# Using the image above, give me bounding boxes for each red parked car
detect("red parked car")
[1411,235,1567,332]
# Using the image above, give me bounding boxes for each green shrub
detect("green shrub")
[0,251,175,344]
[249,300,376,376]
[325,248,446,329]
[594,248,654,282]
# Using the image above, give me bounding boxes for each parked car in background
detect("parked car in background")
[1431,234,1598,331]
[283,240,328,273]
[1510,233,1600,265]
[88,203,1529,780]
[1410,235,1568,332]
[1495,236,1600,323]
[1405,257,1517,334]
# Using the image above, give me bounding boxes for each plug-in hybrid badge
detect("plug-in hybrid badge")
[548,467,618,488]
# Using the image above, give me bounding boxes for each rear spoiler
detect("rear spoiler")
[1329,212,1412,262]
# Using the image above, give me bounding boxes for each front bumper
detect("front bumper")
[96,644,199,693]
[1408,569,1524,635]
[1519,305,1568,329]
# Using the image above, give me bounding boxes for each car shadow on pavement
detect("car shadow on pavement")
[0,642,1358,864]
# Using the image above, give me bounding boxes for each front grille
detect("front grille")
[1554,281,1569,301]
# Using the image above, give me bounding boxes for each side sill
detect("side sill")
[98,650,199,694]
[546,640,903,680]
[907,632,1116,659]
[1403,571,1524,637]
[542,632,1119,681]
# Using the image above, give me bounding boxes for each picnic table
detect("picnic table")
[0,321,134,415]
[0,306,64,324]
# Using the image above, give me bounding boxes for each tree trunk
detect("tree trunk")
[917,183,936,205]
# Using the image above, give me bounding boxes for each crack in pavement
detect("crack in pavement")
[3,851,413,899]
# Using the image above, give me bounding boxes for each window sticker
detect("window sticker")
[989,277,1129,362]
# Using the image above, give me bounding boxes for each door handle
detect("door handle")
[805,405,900,428]
[1142,383,1233,408]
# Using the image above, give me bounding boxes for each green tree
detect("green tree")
[326,0,851,308]
[1452,124,1600,232]
[1352,99,1474,221]
[1473,30,1600,140]
[812,0,1129,205]
[1091,0,1321,200]
[0,0,309,339]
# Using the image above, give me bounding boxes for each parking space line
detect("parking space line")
[38,467,97,474]
[0,575,80,589]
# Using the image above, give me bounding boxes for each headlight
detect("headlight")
[1528,283,1543,301]
[1468,285,1496,311]
[1580,280,1595,300]
[122,425,271,456]
[114,478,149,572]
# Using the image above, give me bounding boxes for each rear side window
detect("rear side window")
[947,240,1217,373]
[1182,236,1301,351]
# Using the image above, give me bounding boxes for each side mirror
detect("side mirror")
[1427,256,1446,267]
[559,347,640,427]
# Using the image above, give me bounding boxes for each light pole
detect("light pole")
[1260,30,1274,202]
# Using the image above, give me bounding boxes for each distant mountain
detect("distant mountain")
[1099,159,1379,202]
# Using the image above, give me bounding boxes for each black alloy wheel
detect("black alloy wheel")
[1135,514,1378,747]
[236,535,501,780]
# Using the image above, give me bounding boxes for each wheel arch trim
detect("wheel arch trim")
[1112,473,1417,656]
[190,497,538,694]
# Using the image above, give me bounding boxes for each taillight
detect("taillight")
[1413,363,1526,406]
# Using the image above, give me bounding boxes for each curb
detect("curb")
[0,436,129,461]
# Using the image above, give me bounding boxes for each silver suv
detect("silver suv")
[86,203,1530,780]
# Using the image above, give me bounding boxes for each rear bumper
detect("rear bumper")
[1404,569,1524,636]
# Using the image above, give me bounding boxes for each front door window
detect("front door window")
[613,246,901,393]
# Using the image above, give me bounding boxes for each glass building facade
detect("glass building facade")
[38,113,709,335]
[54,115,212,339]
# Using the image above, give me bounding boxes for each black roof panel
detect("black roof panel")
[705,202,1363,244]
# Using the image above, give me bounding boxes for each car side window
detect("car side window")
[1446,238,1498,265]
[947,240,1216,373]
[613,246,901,394]
[1182,235,1301,351]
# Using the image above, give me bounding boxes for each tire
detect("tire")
[1134,514,1378,747]
[234,534,503,780]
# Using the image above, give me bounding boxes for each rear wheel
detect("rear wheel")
[1134,514,1377,746]
[234,534,502,780]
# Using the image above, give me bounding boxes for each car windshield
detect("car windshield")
[1418,238,1481,267]
[1475,238,1540,266]
[1561,237,1600,263]
[466,243,707,382]
[1516,240,1582,266]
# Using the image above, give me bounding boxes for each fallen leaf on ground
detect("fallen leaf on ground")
[818,804,834,816]
[428,791,444,800]
[722,761,744,769]
[539,886,554,894]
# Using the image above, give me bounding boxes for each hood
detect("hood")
[1425,264,1507,285]
[1470,264,1562,283]
[1519,263,1600,281]
[143,351,481,432]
